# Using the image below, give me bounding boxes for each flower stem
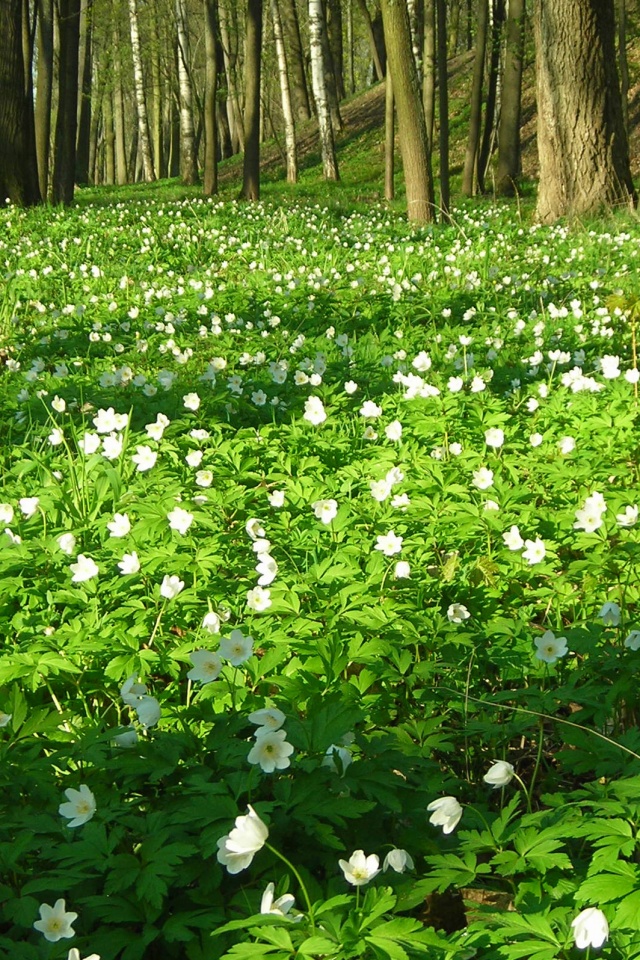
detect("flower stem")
[266,843,315,932]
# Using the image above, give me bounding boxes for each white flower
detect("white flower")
[33,899,77,942]
[167,507,194,535]
[51,395,66,413]
[312,498,338,524]
[385,420,402,441]
[131,445,157,472]
[344,380,358,394]
[160,575,184,599]
[268,490,285,507]
[118,552,140,575]
[4,528,21,544]
[0,711,12,727]
[0,504,14,524]
[447,603,470,624]
[522,537,546,565]
[502,526,524,551]
[529,432,543,447]
[249,707,286,731]
[338,850,380,886]
[19,496,40,518]
[485,428,504,448]
[322,744,353,774]
[195,469,213,487]
[360,400,382,418]
[183,392,201,411]
[256,554,278,586]
[303,396,326,425]
[427,796,463,834]
[246,517,266,541]
[616,505,638,528]
[202,611,222,634]
[135,695,161,728]
[79,432,101,455]
[70,554,99,583]
[383,849,414,873]
[624,630,640,651]
[483,760,515,789]
[449,441,462,455]
[599,601,621,626]
[260,882,295,917]
[107,513,131,538]
[394,561,411,579]
[219,629,254,665]
[534,630,568,663]
[101,434,123,460]
[247,586,272,612]
[571,907,609,950]
[48,427,64,446]
[248,728,294,772]
[375,531,403,556]
[370,479,392,502]
[186,450,203,468]
[93,407,127,434]
[216,805,269,874]
[112,729,138,748]
[67,948,101,960]
[472,468,494,490]
[558,436,576,455]
[574,493,607,533]
[57,533,76,555]
[187,650,223,684]
[391,493,410,510]
[363,425,378,440]
[58,784,96,828]
[448,376,464,392]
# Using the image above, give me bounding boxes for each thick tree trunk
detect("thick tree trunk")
[326,0,345,101]
[380,0,434,221]
[272,0,298,182]
[309,0,339,179]
[75,0,93,185]
[354,0,384,82]
[534,0,636,222]
[280,0,311,121]
[477,0,505,192]
[176,0,198,183]
[203,0,218,194]
[128,0,155,182]
[618,0,629,131]
[53,0,81,204]
[496,0,524,195]
[0,0,40,205]
[461,0,488,196]
[240,0,262,199]
[384,68,394,200]
[422,0,435,151]
[35,0,54,198]
[436,0,450,221]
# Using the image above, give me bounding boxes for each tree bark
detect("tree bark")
[422,0,435,151]
[384,68,394,200]
[436,0,450,221]
[534,0,636,222]
[380,0,434,221]
[176,0,198,183]
[35,0,54,198]
[0,0,40,205]
[203,0,218,194]
[53,0,81,204]
[448,0,461,56]
[319,0,343,130]
[280,0,311,121]
[354,0,384,82]
[461,0,488,196]
[618,0,629,131]
[111,17,128,185]
[240,0,262,199]
[496,0,524,195]
[309,0,339,179]
[128,0,155,182]
[477,0,505,192]
[218,0,245,151]
[75,0,93,185]
[150,5,164,178]
[104,76,116,185]
[271,0,298,182]
[326,0,345,101]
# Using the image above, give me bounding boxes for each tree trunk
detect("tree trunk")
[448,0,461,56]
[35,0,54,199]
[87,59,102,184]
[461,0,488,196]
[111,17,128,185]
[347,0,355,94]
[477,0,504,192]
[319,0,343,130]
[326,0,345,101]
[384,68,394,200]
[380,0,434,221]
[128,0,155,182]
[176,0,198,183]
[309,0,339,179]
[218,0,244,151]
[0,0,41,205]
[534,0,636,222]
[496,0,524,195]
[279,0,311,121]
[422,0,435,151]
[354,0,384,82]
[618,0,629,131]
[203,0,218,194]
[104,76,116,185]
[436,0,450,221]
[150,6,164,178]
[272,0,298,182]
[53,0,81,204]
[240,0,262,199]
[75,0,93,185]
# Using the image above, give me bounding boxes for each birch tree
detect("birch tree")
[271,0,297,182]
[309,0,339,180]
[128,0,155,181]
[176,0,198,183]
[203,0,218,195]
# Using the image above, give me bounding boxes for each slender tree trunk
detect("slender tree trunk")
[87,59,102,184]
[75,0,93,185]
[53,0,81,204]
[448,0,461,56]
[618,0,629,131]
[272,0,298,182]
[477,0,504,192]
[320,0,343,130]
[128,0,155,181]
[436,0,450,221]
[240,0,262,199]
[35,0,53,199]
[461,0,488,195]
[218,99,233,158]
[219,0,244,150]
[176,0,198,183]
[355,0,384,82]
[0,0,41,205]
[150,6,164,178]
[466,0,473,49]
[384,68,394,200]
[380,0,434,221]
[203,0,218,194]
[309,0,339,179]
[112,18,128,184]
[104,77,116,185]
[169,92,181,175]
[280,0,311,121]
[422,0,435,151]
[347,0,355,94]
[326,0,345,101]
[496,0,524,195]
[534,0,636,222]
